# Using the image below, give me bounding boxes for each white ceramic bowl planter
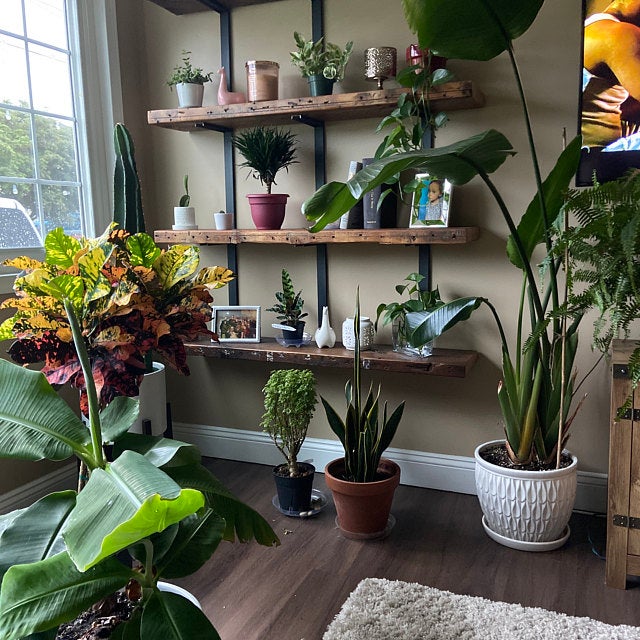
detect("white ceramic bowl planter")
[474,440,577,552]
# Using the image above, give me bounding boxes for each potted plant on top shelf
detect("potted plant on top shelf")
[234,127,298,230]
[167,50,212,108]
[321,291,406,539]
[290,31,354,96]
[302,0,628,551]
[266,268,308,345]
[261,368,318,515]
[0,226,277,639]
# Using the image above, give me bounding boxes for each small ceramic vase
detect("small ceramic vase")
[315,306,336,348]
[342,316,374,351]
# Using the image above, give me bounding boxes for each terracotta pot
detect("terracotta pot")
[474,440,578,551]
[247,193,289,229]
[324,457,400,539]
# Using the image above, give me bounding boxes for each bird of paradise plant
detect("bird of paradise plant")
[303,0,591,469]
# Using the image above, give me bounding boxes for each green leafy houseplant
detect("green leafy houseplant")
[322,292,405,483]
[166,50,212,87]
[0,229,278,639]
[261,369,317,477]
[266,268,308,329]
[0,225,234,413]
[234,127,298,195]
[303,0,594,471]
[290,31,353,81]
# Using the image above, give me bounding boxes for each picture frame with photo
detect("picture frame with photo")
[409,173,452,228]
[212,306,261,343]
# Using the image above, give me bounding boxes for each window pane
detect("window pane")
[0,0,24,37]
[0,35,30,107]
[0,109,35,179]
[29,43,72,115]
[0,185,42,249]
[41,183,80,236]
[25,0,68,49]
[35,115,77,181]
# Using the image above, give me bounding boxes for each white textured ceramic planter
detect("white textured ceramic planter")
[474,440,577,552]
[129,362,167,436]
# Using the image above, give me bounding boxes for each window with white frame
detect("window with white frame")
[0,0,121,280]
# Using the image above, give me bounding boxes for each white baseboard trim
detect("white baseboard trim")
[173,423,608,514]
[0,463,77,514]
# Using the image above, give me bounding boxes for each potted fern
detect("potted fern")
[261,369,318,514]
[233,127,298,229]
[321,291,405,539]
[167,50,212,108]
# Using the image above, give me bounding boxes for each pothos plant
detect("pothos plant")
[303,0,595,470]
[0,225,234,414]
[0,226,278,639]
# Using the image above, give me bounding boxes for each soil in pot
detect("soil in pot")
[480,441,573,471]
[273,462,315,512]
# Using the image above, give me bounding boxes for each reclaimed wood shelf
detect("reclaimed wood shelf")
[153,227,481,246]
[148,83,484,131]
[185,338,478,377]
[147,0,283,14]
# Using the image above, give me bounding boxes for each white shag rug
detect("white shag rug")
[323,578,640,640]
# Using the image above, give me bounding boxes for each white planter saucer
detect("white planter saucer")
[481,516,571,552]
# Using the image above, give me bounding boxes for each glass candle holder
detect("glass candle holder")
[364,47,397,89]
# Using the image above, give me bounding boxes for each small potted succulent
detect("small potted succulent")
[173,174,197,230]
[267,268,308,344]
[290,31,353,96]
[234,127,298,230]
[167,50,212,108]
[261,368,318,514]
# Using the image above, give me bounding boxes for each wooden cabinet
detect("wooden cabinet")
[607,339,640,588]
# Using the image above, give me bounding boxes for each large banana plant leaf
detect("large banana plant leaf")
[139,590,221,640]
[62,450,205,571]
[164,463,280,547]
[402,0,544,61]
[0,491,75,582]
[0,552,133,640]
[405,297,486,346]
[506,137,582,269]
[113,432,202,468]
[302,130,515,231]
[0,359,92,462]
[99,396,139,443]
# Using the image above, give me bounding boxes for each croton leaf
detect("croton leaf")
[126,233,162,267]
[44,227,82,269]
[154,245,199,290]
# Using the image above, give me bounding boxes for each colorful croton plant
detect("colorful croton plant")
[0,225,233,413]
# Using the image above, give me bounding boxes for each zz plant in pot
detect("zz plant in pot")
[234,127,298,229]
[290,31,353,96]
[266,268,308,344]
[302,0,624,550]
[261,368,318,514]
[0,228,278,639]
[167,49,212,108]
[321,291,405,539]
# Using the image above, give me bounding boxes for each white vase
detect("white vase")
[214,211,234,230]
[342,316,374,351]
[315,306,336,348]
[129,362,167,436]
[173,206,197,230]
[474,439,577,551]
[176,82,204,108]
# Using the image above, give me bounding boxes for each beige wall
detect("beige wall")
[114,0,612,474]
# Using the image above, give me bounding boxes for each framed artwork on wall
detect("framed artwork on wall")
[409,173,452,228]
[577,0,640,185]
[212,306,261,343]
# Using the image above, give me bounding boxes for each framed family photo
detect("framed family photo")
[212,306,261,343]
[409,173,453,228]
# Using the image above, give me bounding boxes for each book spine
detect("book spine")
[340,161,363,229]
[362,158,381,229]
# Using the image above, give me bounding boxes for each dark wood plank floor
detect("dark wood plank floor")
[176,458,640,640]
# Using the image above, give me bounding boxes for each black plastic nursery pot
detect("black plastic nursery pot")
[281,321,305,344]
[273,462,315,513]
